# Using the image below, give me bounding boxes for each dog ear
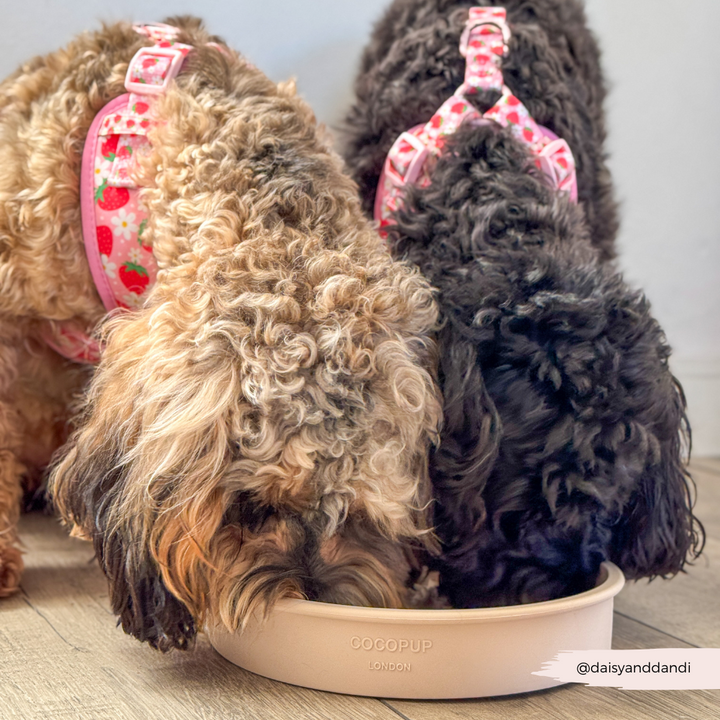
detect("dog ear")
[50,411,196,651]
[97,518,196,651]
[610,377,704,578]
[48,295,235,650]
[429,324,500,564]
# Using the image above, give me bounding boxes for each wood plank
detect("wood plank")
[3,513,402,720]
[0,587,144,720]
[384,462,720,718]
[614,535,720,648]
[692,458,720,476]
[5,455,720,720]
[384,614,720,720]
[692,466,720,539]
[607,459,720,646]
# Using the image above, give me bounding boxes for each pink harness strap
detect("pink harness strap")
[374,7,578,235]
[42,24,194,364]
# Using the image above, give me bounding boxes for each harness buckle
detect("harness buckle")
[459,16,511,59]
[125,46,186,95]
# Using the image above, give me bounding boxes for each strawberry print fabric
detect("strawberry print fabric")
[41,24,191,364]
[93,117,158,311]
[134,22,183,44]
[40,321,103,364]
[484,89,577,199]
[374,95,481,231]
[129,54,174,87]
[461,7,507,94]
[107,133,152,187]
[98,94,154,137]
[126,44,192,89]
[375,7,578,235]
[127,23,192,89]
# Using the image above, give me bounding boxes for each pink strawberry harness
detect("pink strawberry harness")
[374,6,578,235]
[42,24,195,363]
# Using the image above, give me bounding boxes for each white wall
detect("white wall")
[1,1,717,454]
[0,0,388,131]
[583,0,720,455]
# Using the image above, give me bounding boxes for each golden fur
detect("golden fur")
[0,18,442,649]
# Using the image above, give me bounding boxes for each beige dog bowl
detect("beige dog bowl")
[209,561,624,699]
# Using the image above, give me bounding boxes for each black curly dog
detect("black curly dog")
[343,0,703,606]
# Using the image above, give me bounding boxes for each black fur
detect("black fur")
[342,0,703,606]
[344,0,617,262]
[55,449,195,651]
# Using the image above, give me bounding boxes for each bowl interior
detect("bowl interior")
[255,561,625,624]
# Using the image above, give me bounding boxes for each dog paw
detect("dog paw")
[0,545,23,598]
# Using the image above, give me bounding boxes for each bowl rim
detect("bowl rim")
[257,561,625,626]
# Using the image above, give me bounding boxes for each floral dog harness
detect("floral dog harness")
[42,24,193,363]
[374,7,578,235]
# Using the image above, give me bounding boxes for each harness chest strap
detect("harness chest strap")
[42,23,193,363]
[374,6,578,235]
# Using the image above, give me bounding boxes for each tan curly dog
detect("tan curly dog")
[0,17,442,651]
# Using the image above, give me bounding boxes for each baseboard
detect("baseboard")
[671,358,720,458]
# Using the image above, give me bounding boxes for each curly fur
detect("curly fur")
[345,0,616,262]
[342,0,703,606]
[0,17,442,650]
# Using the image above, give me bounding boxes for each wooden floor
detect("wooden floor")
[2,461,720,720]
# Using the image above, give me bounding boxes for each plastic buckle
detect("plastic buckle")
[125,46,185,95]
[401,133,431,185]
[386,131,429,184]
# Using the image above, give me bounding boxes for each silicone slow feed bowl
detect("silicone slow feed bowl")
[209,561,624,699]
